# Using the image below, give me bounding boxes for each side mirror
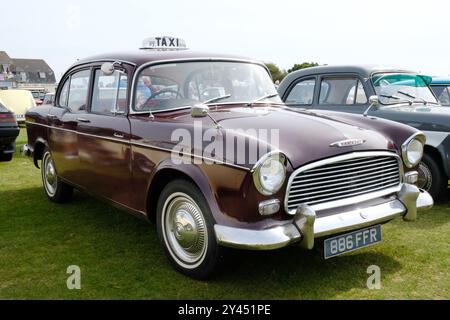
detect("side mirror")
[364,95,380,117]
[369,95,380,106]
[191,104,210,118]
[101,62,115,76]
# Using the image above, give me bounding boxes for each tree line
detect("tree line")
[265,62,319,82]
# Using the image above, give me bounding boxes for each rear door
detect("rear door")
[48,69,91,186]
[76,66,133,206]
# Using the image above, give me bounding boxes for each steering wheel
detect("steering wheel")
[152,88,182,99]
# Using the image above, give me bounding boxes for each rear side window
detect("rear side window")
[431,85,450,105]
[91,69,128,115]
[285,78,316,105]
[67,70,91,112]
[58,79,70,107]
[319,77,367,105]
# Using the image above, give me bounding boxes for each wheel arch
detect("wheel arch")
[145,162,220,224]
[32,138,49,169]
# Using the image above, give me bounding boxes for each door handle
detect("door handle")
[47,114,57,119]
[77,117,90,123]
[113,132,125,139]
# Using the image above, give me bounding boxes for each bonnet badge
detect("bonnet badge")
[330,139,366,148]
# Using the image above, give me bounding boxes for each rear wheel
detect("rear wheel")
[417,153,447,201]
[156,179,223,279]
[41,148,73,203]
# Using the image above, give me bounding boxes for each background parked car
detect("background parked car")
[0,89,37,124]
[29,89,47,106]
[430,77,450,106]
[0,99,19,162]
[42,92,55,105]
[278,65,450,200]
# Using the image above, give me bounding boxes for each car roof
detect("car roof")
[431,77,450,85]
[278,64,418,94]
[71,50,258,69]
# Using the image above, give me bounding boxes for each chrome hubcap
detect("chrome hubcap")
[417,161,432,191]
[43,152,57,196]
[162,193,207,268]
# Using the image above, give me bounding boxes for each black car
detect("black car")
[0,101,19,162]
[278,65,450,200]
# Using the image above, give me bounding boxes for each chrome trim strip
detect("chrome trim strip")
[26,121,250,171]
[285,151,403,214]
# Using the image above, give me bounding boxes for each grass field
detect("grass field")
[0,129,449,299]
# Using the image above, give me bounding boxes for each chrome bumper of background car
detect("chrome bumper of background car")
[214,183,433,250]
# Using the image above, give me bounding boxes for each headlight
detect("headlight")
[252,152,287,195]
[402,133,425,168]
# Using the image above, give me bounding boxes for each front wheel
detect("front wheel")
[41,148,73,203]
[156,179,223,279]
[417,153,447,201]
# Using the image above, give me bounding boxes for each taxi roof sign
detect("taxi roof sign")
[141,36,187,50]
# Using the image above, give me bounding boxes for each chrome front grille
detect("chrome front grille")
[286,152,402,213]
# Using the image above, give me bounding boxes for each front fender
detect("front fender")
[146,158,225,225]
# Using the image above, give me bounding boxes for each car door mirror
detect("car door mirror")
[101,63,115,76]
[364,95,380,117]
[368,95,380,106]
[191,104,210,117]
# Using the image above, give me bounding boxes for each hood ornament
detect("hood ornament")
[330,139,366,148]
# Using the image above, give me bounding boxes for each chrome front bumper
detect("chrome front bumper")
[214,183,433,250]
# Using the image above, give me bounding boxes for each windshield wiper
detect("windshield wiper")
[397,91,429,105]
[380,94,402,100]
[203,94,232,105]
[253,93,279,103]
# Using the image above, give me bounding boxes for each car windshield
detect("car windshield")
[372,73,438,105]
[133,61,280,112]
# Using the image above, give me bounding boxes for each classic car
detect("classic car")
[430,77,450,106]
[0,99,19,162]
[0,89,37,123]
[278,66,450,200]
[23,38,433,279]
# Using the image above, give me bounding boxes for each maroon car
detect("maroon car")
[23,37,433,279]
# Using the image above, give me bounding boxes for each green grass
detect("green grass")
[0,129,449,299]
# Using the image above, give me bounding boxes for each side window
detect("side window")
[58,78,70,107]
[319,77,365,105]
[285,78,316,105]
[346,80,368,104]
[431,85,450,105]
[67,70,91,112]
[91,69,128,115]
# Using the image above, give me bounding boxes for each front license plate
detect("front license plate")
[324,225,382,259]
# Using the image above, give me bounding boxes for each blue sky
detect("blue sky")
[1,0,448,80]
